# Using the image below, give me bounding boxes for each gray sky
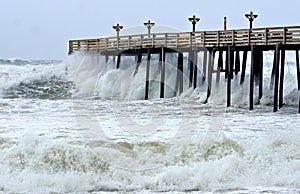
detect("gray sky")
[1,0,300,60]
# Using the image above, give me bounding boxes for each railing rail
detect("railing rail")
[69,26,300,53]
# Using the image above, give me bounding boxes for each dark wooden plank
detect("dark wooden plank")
[273,45,280,112]
[145,48,151,100]
[296,50,300,113]
[160,48,165,98]
[279,49,285,108]
[240,50,247,85]
[250,46,255,110]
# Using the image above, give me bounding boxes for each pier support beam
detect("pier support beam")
[206,50,215,101]
[273,45,280,112]
[105,53,109,63]
[250,46,255,110]
[193,51,198,89]
[175,52,184,96]
[235,50,240,75]
[216,50,223,87]
[133,51,143,76]
[240,50,248,85]
[296,50,300,113]
[270,50,277,89]
[145,48,151,100]
[202,50,208,82]
[160,48,166,98]
[279,49,285,108]
[189,50,194,88]
[227,47,234,107]
[254,50,264,100]
[116,53,121,69]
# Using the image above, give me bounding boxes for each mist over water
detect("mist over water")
[0,53,299,193]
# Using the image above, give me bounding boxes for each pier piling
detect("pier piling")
[116,53,121,69]
[240,51,247,85]
[250,46,255,110]
[279,49,286,108]
[193,51,198,89]
[145,48,151,100]
[160,48,165,98]
[273,45,280,112]
[296,50,300,113]
[189,50,194,87]
[227,47,234,107]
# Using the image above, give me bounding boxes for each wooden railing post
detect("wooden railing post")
[164,33,168,47]
[283,27,287,44]
[232,30,235,45]
[105,38,108,51]
[152,34,155,47]
[265,28,269,45]
[217,31,220,46]
[68,40,73,54]
[128,36,131,49]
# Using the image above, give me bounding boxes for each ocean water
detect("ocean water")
[0,52,299,193]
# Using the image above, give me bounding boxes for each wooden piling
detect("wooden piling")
[279,49,285,108]
[116,53,121,69]
[189,50,194,87]
[296,50,300,113]
[250,46,255,110]
[202,50,208,81]
[259,50,263,100]
[145,48,151,100]
[175,52,184,96]
[227,47,234,107]
[193,51,198,89]
[273,45,280,112]
[270,50,276,89]
[235,50,240,75]
[105,53,109,63]
[240,50,247,85]
[216,50,223,87]
[160,48,165,98]
[133,51,143,76]
[206,50,215,100]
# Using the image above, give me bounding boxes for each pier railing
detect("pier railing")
[69,26,300,53]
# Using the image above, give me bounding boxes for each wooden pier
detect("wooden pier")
[68,26,300,113]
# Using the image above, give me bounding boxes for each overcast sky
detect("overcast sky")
[1,0,300,60]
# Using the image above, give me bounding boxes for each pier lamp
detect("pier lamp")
[245,11,258,29]
[113,23,123,48]
[144,20,155,34]
[188,15,200,32]
[113,23,123,37]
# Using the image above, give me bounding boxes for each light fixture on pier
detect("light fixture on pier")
[144,20,155,34]
[188,15,200,32]
[245,11,258,29]
[112,23,123,37]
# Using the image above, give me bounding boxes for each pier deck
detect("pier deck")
[69,26,300,53]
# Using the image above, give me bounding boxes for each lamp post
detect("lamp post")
[188,15,200,32]
[245,11,258,29]
[112,23,123,48]
[144,20,155,34]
